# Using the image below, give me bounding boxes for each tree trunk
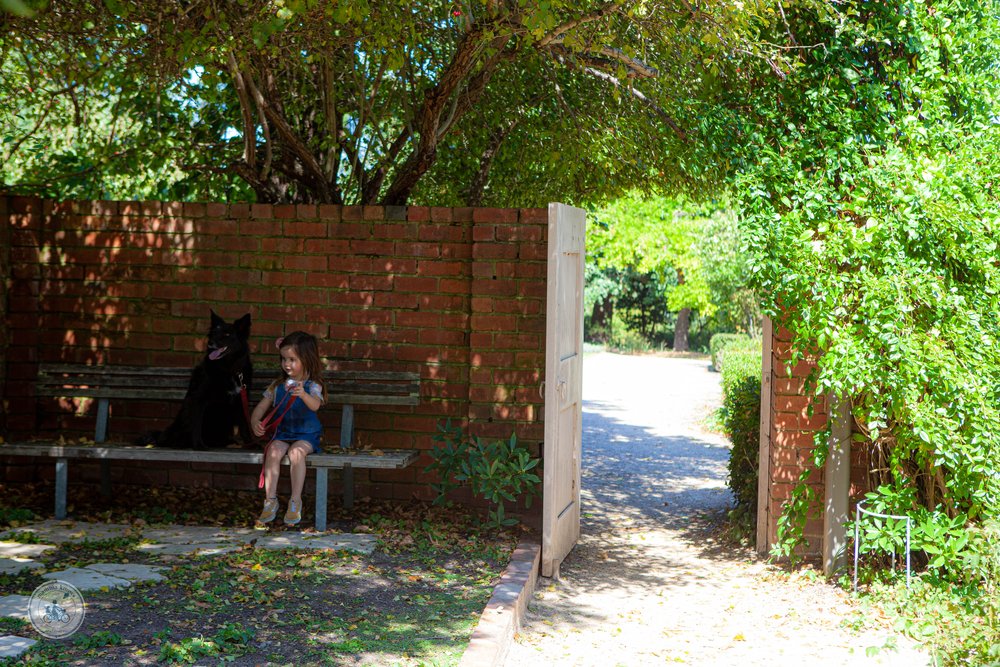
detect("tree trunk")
[589,295,614,341]
[674,307,691,352]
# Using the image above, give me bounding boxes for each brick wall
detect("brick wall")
[761,323,869,557]
[762,325,826,554]
[1,197,548,511]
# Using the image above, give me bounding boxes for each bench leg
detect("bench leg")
[342,464,354,510]
[315,468,328,532]
[55,458,68,519]
[95,398,110,443]
[100,460,112,498]
[339,404,354,449]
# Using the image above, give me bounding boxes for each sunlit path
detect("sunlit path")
[504,352,925,667]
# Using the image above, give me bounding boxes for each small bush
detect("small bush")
[609,327,651,354]
[721,348,762,523]
[425,420,541,529]
[710,333,756,372]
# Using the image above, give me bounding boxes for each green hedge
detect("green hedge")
[721,348,762,513]
[710,333,756,372]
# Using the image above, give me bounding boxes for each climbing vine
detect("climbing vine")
[735,0,1000,573]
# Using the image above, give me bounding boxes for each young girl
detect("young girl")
[251,331,325,527]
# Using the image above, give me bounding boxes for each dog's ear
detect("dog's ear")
[233,313,252,339]
[210,309,224,328]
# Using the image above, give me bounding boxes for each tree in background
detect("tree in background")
[587,193,756,352]
[694,208,761,338]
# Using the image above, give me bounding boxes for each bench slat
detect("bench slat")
[39,364,418,382]
[35,388,189,400]
[39,365,191,377]
[0,443,418,470]
[37,365,419,405]
[38,376,194,389]
[36,387,419,405]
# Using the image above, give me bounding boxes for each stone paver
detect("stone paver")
[0,542,55,559]
[83,563,166,583]
[0,635,36,659]
[41,567,132,591]
[0,521,133,544]
[0,558,44,575]
[136,541,240,556]
[0,594,32,621]
[254,532,376,553]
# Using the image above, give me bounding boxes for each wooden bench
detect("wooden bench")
[2,363,422,531]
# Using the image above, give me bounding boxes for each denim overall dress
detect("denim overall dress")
[267,380,323,453]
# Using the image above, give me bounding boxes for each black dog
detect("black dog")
[140,310,254,450]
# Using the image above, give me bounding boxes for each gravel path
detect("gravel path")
[504,352,927,667]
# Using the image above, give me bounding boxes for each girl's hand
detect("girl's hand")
[252,419,265,437]
[289,381,304,397]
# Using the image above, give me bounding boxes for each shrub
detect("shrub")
[425,420,541,529]
[608,327,651,354]
[710,333,755,372]
[721,348,762,519]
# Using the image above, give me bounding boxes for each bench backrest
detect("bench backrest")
[34,364,420,406]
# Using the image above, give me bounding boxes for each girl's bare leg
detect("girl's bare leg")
[286,440,313,507]
[264,440,290,500]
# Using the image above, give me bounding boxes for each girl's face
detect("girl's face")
[280,346,306,382]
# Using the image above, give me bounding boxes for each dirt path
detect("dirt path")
[504,352,926,667]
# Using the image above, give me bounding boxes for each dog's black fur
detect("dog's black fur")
[140,310,253,450]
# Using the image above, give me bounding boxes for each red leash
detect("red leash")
[257,386,298,489]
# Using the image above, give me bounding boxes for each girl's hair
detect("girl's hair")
[273,331,325,398]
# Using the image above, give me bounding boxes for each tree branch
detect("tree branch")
[249,59,333,201]
[382,26,513,205]
[538,3,623,47]
[574,60,687,141]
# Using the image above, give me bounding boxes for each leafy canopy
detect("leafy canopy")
[2,0,812,205]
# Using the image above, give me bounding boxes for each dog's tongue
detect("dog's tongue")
[208,346,228,361]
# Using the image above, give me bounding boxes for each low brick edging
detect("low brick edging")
[459,539,540,667]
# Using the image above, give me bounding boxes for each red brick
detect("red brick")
[473,243,519,259]
[351,239,394,257]
[284,290,328,306]
[284,221,327,237]
[362,206,385,220]
[373,222,418,241]
[250,203,272,218]
[418,224,468,243]
[282,255,328,271]
[394,276,438,293]
[260,237,304,253]
[473,208,517,223]
[318,205,341,220]
[342,206,363,221]
[329,291,374,307]
[395,311,441,328]
[497,224,543,242]
[407,207,431,222]
[773,395,813,414]
[471,278,516,296]
[394,242,441,258]
[519,208,547,223]
[375,257,417,274]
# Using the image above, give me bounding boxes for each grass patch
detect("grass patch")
[0,493,518,667]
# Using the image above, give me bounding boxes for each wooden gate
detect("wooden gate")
[541,202,586,578]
